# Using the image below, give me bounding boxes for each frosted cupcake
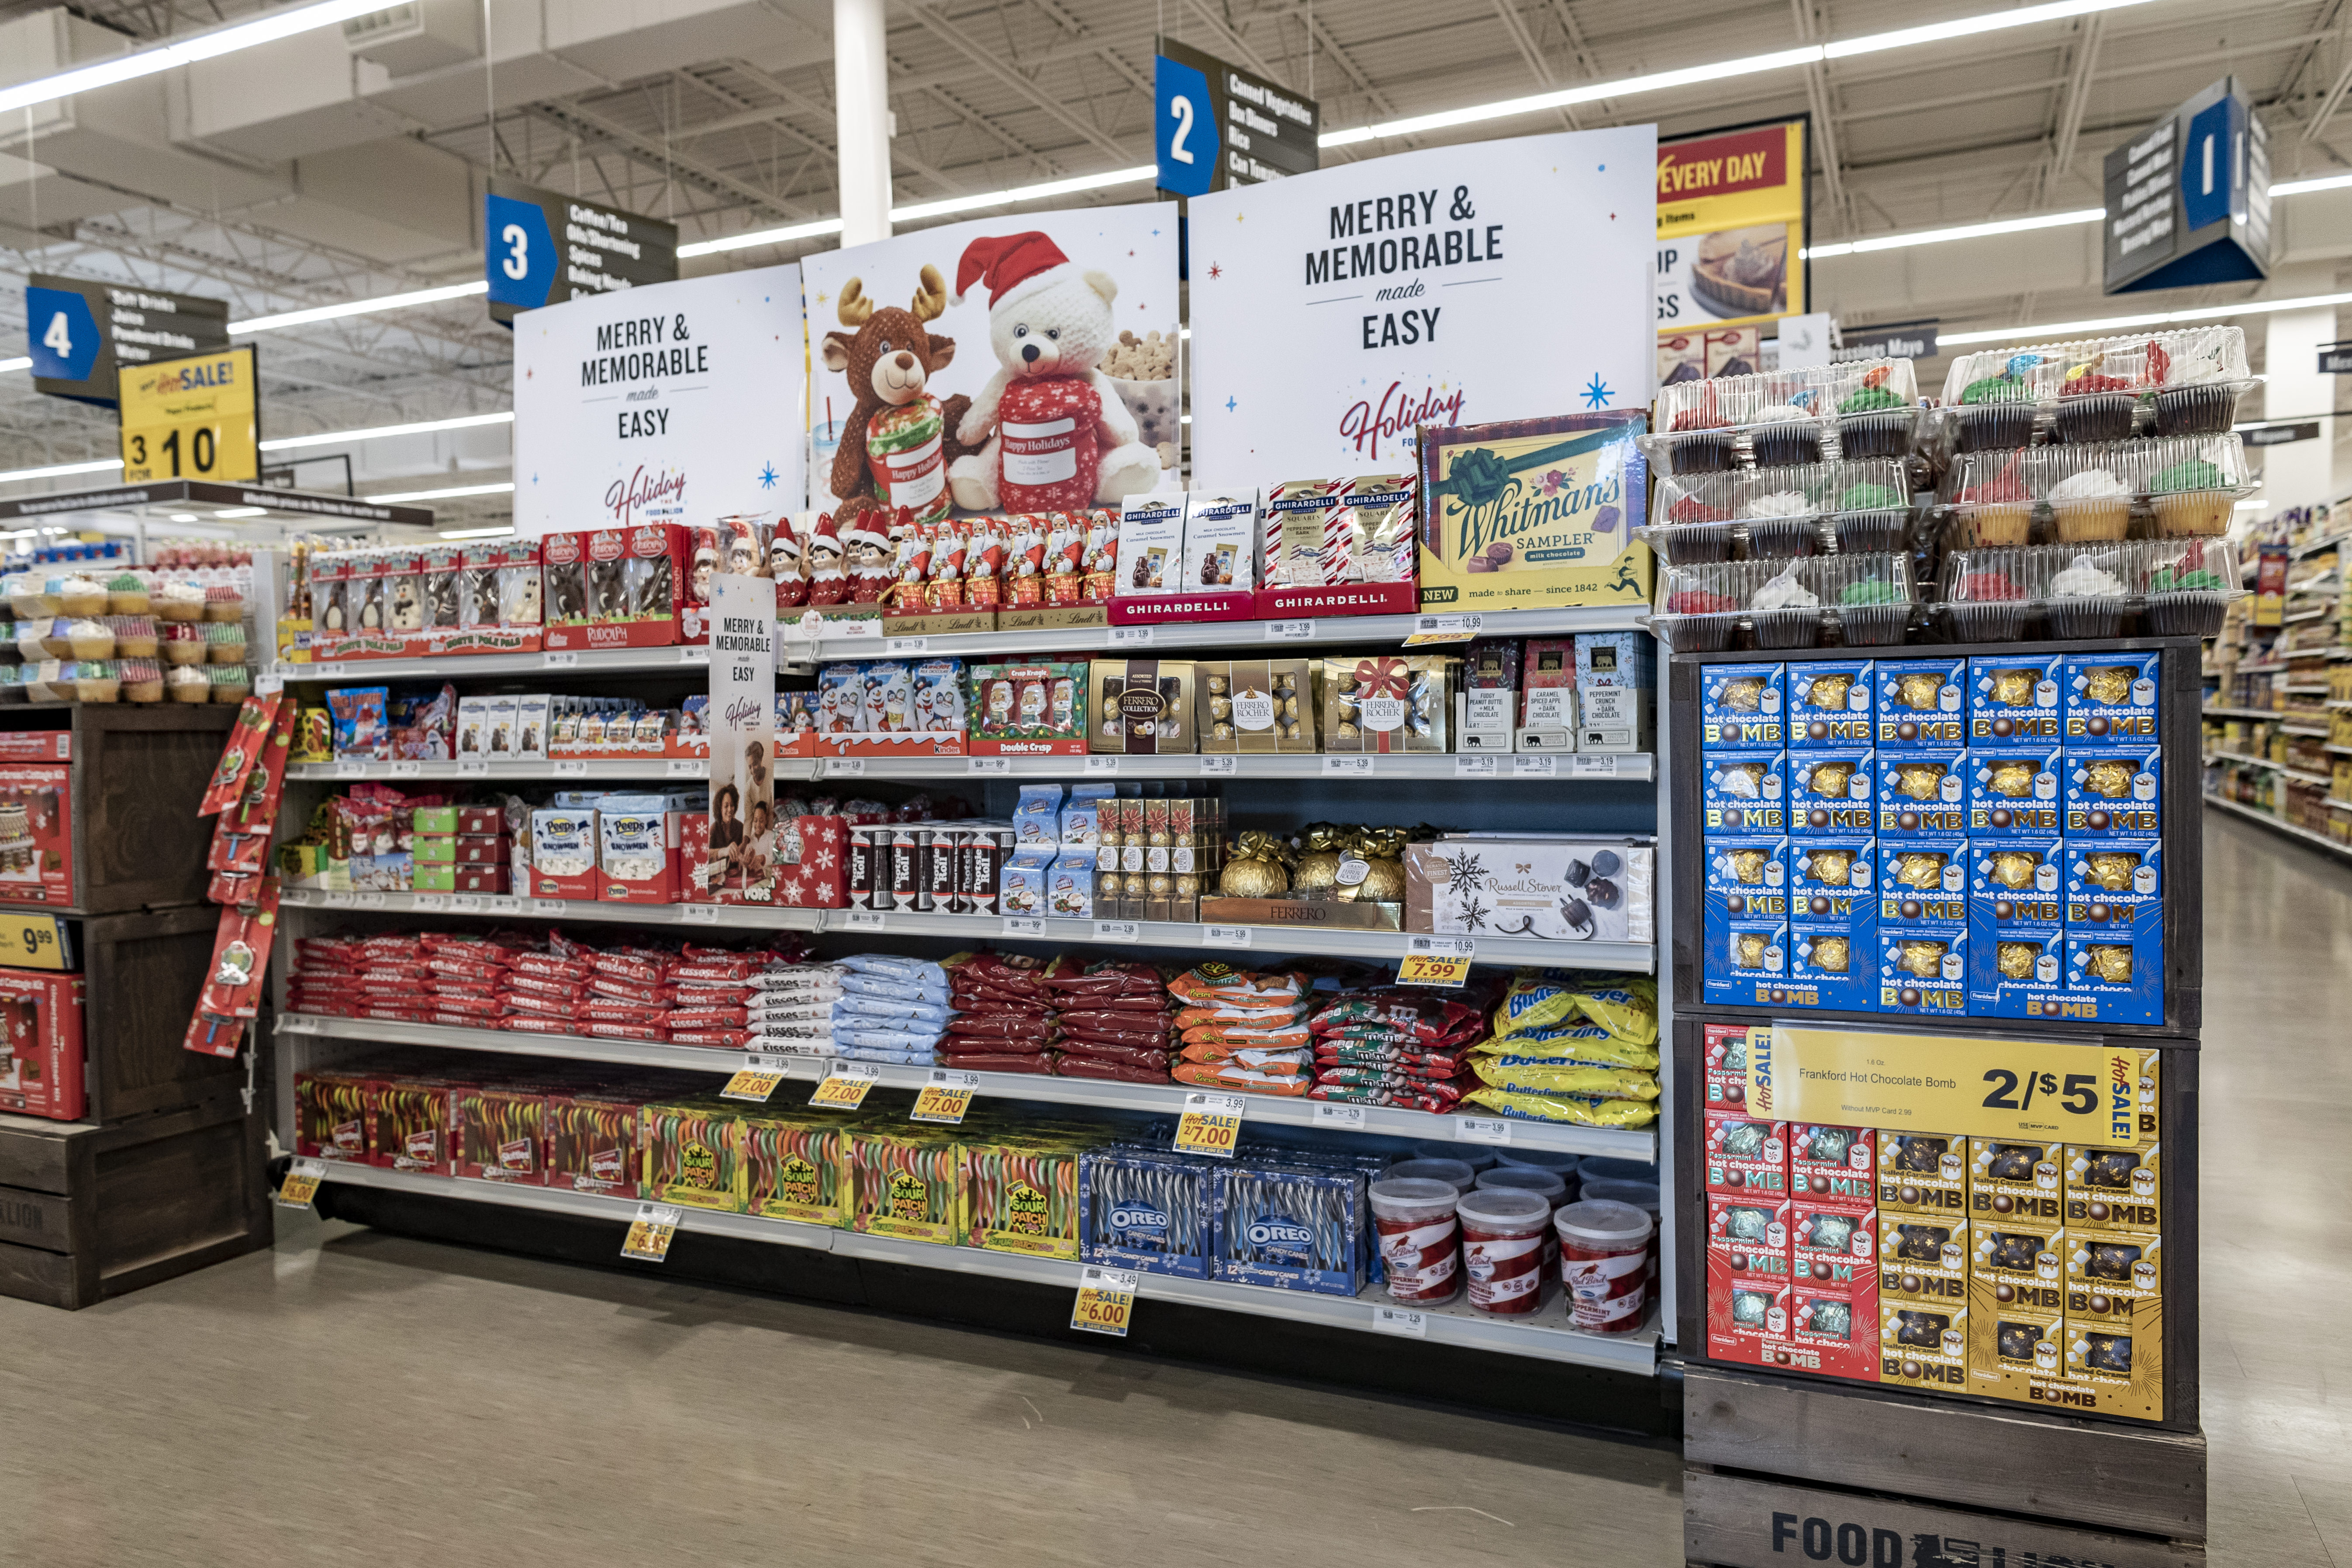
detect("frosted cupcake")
[72,660,118,703]
[155,581,207,622]
[24,618,67,659]
[66,618,113,660]
[106,572,150,615]
[1744,487,1820,559]
[119,657,162,704]
[167,663,211,704]
[2150,457,2232,536]
[108,615,157,658]
[2050,555,2129,638]
[161,622,207,666]
[2048,468,2129,541]
[207,663,251,704]
[55,575,107,617]
[203,585,245,624]
[5,574,58,619]
[1748,562,1825,649]
[1955,453,2031,546]
[205,621,247,664]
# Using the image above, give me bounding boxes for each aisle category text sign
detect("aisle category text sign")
[1750,1024,2140,1148]
[27,276,230,407]
[119,346,259,484]
[1153,37,1318,197]
[485,177,678,325]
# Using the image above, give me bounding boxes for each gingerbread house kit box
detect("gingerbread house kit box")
[0,735,73,907]
[1415,411,1651,612]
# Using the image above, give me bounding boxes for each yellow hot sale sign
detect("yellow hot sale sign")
[1751,1025,2142,1148]
[119,346,259,484]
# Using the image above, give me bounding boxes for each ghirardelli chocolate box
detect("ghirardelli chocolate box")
[1876,1132,1966,1216]
[1703,1112,1787,1196]
[2066,1143,2161,1234]
[1968,653,2063,741]
[1969,1137,2066,1225]
[1874,657,1966,748]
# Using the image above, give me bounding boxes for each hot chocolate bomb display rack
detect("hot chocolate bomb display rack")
[262,615,1682,1384]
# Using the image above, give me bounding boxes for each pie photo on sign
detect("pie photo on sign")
[1692,224,1788,320]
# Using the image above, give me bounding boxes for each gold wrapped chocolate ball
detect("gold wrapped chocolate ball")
[1895,853,1948,890]
[1335,721,1361,742]
[1281,697,1300,721]
[1734,932,1766,968]
[1806,673,1852,711]
[1206,674,1230,696]
[2085,945,2134,983]
[1810,850,1853,887]
[2083,667,2133,705]
[1988,762,2034,798]
[1212,721,1235,740]
[2085,853,2138,891]
[1720,676,1765,713]
[1897,940,1947,978]
[2083,760,2133,799]
[1354,857,1407,903]
[1813,936,1850,973]
[1808,761,1854,798]
[1998,942,2037,979]
[1896,763,1946,801]
[1989,670,2035,706]
[1895,673,1943,711]
[1147,873,1174,898]
[1209,696,1233,722]
[1282,722,1303,741]
[1292,825,1346,894]
[1989,851,2039,890]
[1174,874,1201,898]
[1729,849,1768,885]
[1218,857,1288,897]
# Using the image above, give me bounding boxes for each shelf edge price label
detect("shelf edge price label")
[459,759,489,777]
[1371,1306,1429,1338]
[621,1202,682,1262]
[680,904,720,924]
[554,759,590,777]
[1454,1116,1512,1146]
[1092,919,1141,943]
[1172,1091,1246,1157]
[969,756,1011,775]
[273,1157,327,1209]
[1202,923,1253,947]
[1265,619,1316,640]
[390,760,421,778]
[1571,753,1621,778]
[828,756,867,778]
[666,758,707,778]
[1071,1264,1140,1337]
[1454,754,1498,777]
[886,636,929,655]
[1312,1102,1366,1131]
[1322,755,1375,776]
[910,1068,980,1125]
[1084,755,1121,774]
[543,650,580,669]
[1512,754,1559,779]
[1757,1025,2144,1148]
[1109,625,1156,646]
[332,760,366,779]
[721,1053,791,1102]
[1002,915,1048,939]
[1198,754,1237,776]
[413,894,449,912]
[531,898,566,916]
[449,895,483,913]
[324,891,355,910]
[843,908,886,931]
[1398,936,1474,988]
[0,912,69,971]
[679,645,711,664]
[1403,612,1482,646]
[809,1061,880,1110]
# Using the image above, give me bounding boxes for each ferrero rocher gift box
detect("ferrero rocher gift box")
[1196,660,1316,752]
[1089,659,1197,754]
[1414,410,1651,613]
[1316,655,1454,753]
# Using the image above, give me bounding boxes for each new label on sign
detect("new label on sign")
[1154,37,1319,198]
[120,347,259,484]
[486,176,678,325]
[27,274,229,407]
[1752,1024,2141,1148]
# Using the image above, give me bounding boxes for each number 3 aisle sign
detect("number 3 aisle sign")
[1752,1025,2141,1148]
[120,346,258,484]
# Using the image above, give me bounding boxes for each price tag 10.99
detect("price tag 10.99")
[809,1062,880,1110]
[1172,1091,1246,1157]
[621,1203,682,1261]
[1397,936,1475,988]
[910,1069,980,1125]
[1070,1265,1140,1337]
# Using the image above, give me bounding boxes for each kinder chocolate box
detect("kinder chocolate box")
[1966,745,2062,836]
[2062,652,2161,746]
[1880,1300,1969,1393]
[1878,1214,1969,1308]
[1791,1205,1877,1288]
[2065,1143,2162,1236]
[1969,838,2064,926]
[1786,660,1873,748]
[1786,749,1874,835]
[1879,926,1967,1015]
[1789,1125,1875,1203]
[2064,840,2161,935]
[1878,839,1967,925]
[1877,1133,1967,1217]
[1968,654,2065,742]
[2063,747,2160,838]
[2065,930,2161,1026]
[1967,924,2065,1018]
[1703,1111,1788,1196]
[1701,663,1785,749]
[1969,1138,2066,1227]
[1875,751,1965,836]
[1702,750,1787,833]
[1875,658,1966,749]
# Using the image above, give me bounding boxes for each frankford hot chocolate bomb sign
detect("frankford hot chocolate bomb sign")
[511,266,804,539]
[1187,128,1654,492]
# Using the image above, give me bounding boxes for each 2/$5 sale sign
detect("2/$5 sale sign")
[119,346,258,483]
[511,267,804,539]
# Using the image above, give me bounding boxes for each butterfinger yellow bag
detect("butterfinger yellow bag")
[1471,1023,1660,1072]
[1492,970,1659,1048]
[1469,1058,1659,1101]
[1460,1087,1659,1128]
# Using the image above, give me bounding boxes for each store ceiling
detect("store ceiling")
[0,0,2338,529]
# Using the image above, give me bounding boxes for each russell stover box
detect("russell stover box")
[1874,657,1966,749]
[1786,660,1872,748]
[2064,746,2161,838]
[1968,654,2064,742]
[1789,1124,1875,1205]
[1702,750,1786,832]
[1705,836,1788,1005]
[1703,1111,1787,1196]
[2062,652,2161,746]
[1879,1213,1969,1309]
[1787,748,1873,835]
[2066,1142,2162,1236]
[1877,1132,1968,1217]
[1875,751,1965,836]
[1965,744,2063,836]
[1701,663,1785,749]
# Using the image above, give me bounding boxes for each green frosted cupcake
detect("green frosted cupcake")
[1837,385,1904,413]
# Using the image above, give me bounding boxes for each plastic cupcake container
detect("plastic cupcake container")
[2048,550,2131,639]
[72,660,118,703]
[205,622,248,664]
[1635,520,1740,565]
[1746,560,1829,649]
[118,657,162,704]
[1812,554,1916,646]
[108,616,158,659]
[207,664,252,704]
[203,586,245,624]
[55,576,107,617]
[161,622,207,666]
[2143,538,2242,636]
[166,664,211,704]
[106,573,150,615]
[1934,547,2054,642]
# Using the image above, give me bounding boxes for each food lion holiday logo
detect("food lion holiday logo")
[605,464,687,525]
[1109,1203,1169,1240]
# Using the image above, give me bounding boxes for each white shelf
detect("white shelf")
[2202,704,2282,720]
[299,1158,1660,1373]
[2282,723,2332,737]
[2206,749,2280,770]
[276,1012,1657,1161]
[288,752,1655,785]
[281,646,715,682]
[2206,792,2352,857]
[276,888,1654,971]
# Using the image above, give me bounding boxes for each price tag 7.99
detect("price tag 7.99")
[1397,936,1475,988]
[1172,1091,1245,1157]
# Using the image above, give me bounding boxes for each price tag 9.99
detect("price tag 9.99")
[1071,1265,1140,1336]
[1172,1091,1246,1157]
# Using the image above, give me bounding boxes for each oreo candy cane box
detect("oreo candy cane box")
[1702,663,1786,749]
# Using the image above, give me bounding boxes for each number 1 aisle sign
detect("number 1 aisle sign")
[1753,1025,2141,1148]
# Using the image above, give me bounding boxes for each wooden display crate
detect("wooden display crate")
[79,904,247,1123]
[0,702,237,916]
[0,1096,271,1309]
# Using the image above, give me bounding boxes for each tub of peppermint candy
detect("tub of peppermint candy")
[1555,1198,1655,1335]
[1456,1188,1554,1316]
[1369,1178,1461,1306]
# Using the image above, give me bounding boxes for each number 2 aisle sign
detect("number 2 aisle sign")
[119,345,258,484]
[1752,1025,2141,1148]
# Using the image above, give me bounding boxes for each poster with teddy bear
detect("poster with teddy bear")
[799,203,1183,519]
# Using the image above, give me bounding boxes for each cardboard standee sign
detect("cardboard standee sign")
[702,574,777,903]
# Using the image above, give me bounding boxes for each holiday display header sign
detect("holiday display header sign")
[1187,128,1654,492]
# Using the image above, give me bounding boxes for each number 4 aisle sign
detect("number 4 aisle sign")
[1755,1026,2142,1147]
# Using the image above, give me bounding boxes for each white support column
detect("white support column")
[2262,267,2339,516]
[834,0,892,247]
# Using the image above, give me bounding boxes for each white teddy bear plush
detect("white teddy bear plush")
[946,231,1162,513]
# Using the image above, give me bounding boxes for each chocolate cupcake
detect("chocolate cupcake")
[1954,370,2038,452]
[2051,393,2135,444]
[1672,432,1741,474]
[2151,384,2237,435]
[1749,404,1823,468]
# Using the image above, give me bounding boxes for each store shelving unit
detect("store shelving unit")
[269,599,1678,1381]
[2203,511,2350,846]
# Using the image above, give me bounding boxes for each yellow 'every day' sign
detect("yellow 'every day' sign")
[1748,1024,2141,1149]
[119,345,258,484]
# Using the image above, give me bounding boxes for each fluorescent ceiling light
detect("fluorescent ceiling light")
[679,166,1160,257]
[1806,208,2105,259]
[677,217,843,259]
[211,507,266,518]
[168,513,197,522]
[1941,291,2352,347]
[259,410,513,452]
[374,482,516,504]
[231,281,488,335]
[0,459,117,483]
[2272,173,2352,197]
[0,0,387,118]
